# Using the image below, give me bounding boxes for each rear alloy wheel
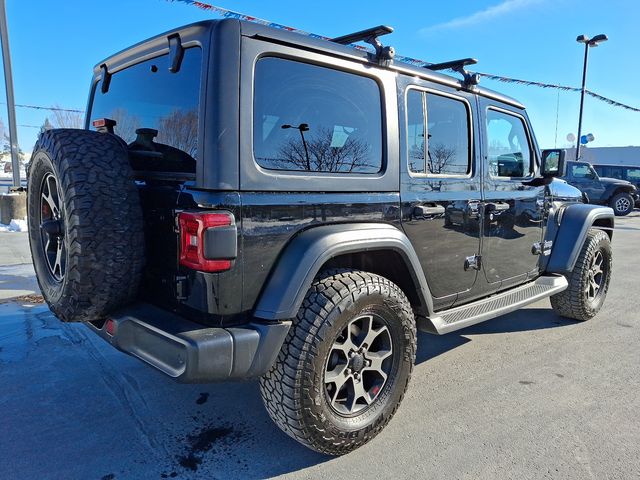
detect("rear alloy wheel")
[260,269,416,455]
[324,314,393,416]
[610,192,634,216]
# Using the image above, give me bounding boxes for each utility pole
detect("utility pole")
[0,0,20,188]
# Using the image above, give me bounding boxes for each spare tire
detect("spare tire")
[27,129,145,322]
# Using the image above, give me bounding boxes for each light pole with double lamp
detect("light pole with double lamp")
[575,33,608,161]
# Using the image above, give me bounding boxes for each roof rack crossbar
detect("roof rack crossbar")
[426,57,477,72]
[331,25,395,66]
[425,58,480,88]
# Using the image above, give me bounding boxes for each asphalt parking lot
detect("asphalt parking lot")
[1,214,639,480]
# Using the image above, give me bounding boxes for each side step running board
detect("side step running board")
[428,275,568,335]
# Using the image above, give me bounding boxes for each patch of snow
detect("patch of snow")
[0,218,28,232]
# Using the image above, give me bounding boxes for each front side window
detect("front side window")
[570,163,596,179]
[486,109,532,178]
[253,57,382,174]
[406,89,470,175]
[90,48,201,172]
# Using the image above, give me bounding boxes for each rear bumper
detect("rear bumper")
[88,303,290,383]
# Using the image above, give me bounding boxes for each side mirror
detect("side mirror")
[540,149,566,178]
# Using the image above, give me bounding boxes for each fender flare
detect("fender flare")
[603,183,635,201]
[253,223,434,320]
[545,203,614,275]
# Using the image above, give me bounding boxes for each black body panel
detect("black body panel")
[253,223,433,320]
[83,18,609,333]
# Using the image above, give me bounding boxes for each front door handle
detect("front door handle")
[414,205,445,217]
[484,202,509,213]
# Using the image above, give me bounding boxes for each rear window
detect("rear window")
[89,47,201,172]
[253,57,383,174]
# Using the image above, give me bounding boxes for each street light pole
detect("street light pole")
[281,123,311,170]
[0,0,20,187]
[575,33,608,161]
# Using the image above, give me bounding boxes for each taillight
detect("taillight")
[178,211,235,272]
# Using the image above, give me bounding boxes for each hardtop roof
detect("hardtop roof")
[95,19,524,109]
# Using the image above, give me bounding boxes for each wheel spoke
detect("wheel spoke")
[359,317,389,350]
[353,380,372,406]
[325,364,347,385]
[366,349,392,374]
[53,240,63,276]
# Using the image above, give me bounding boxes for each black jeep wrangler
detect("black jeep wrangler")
[563,160,637,215]
[27,20,615,455]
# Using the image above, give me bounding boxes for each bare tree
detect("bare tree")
[157,109,198,158]
[428,143,457,174]
[275,127,374,173]
[107,108,140,144]
[50,104,84,129]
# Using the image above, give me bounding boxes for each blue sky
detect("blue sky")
[1,0,638,152]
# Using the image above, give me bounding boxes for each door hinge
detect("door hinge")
[464,255,481,271]
[532,240,553,256]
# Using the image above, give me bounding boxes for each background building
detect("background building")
[564,146,640,165]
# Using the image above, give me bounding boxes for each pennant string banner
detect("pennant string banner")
[168,0,640,113]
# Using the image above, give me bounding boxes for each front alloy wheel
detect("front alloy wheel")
[551,229,612,321]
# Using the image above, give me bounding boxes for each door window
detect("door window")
[486,109,532,178]
[406,89,471,176]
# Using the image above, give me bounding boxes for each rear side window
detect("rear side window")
[253,57,383,174]
[406,89,471,176]
[486,109,532,178]
[90,48,201,172]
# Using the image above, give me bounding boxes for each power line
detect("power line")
[0,101,84,113]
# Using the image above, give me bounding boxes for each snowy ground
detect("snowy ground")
[1,217,639,479]
[0,218,28,232]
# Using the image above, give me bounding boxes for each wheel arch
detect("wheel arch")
[606,184,636,200]
[253,223,434,320]
[545,203,614,275]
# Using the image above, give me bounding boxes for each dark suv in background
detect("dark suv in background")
[593,164,640,207]
[563,160,637,215]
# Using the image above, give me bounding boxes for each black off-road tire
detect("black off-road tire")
[27,129,144,322]
[609,192,634,216]
[259,269,416,455]
[550,229,612,321]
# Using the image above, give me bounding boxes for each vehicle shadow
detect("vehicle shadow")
[415,307,579,365]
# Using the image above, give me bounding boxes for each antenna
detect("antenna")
[426,58,480,88]
[331,25,395,66]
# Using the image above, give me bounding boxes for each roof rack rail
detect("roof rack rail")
[426,58,480,88]
[331,25,395,66]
